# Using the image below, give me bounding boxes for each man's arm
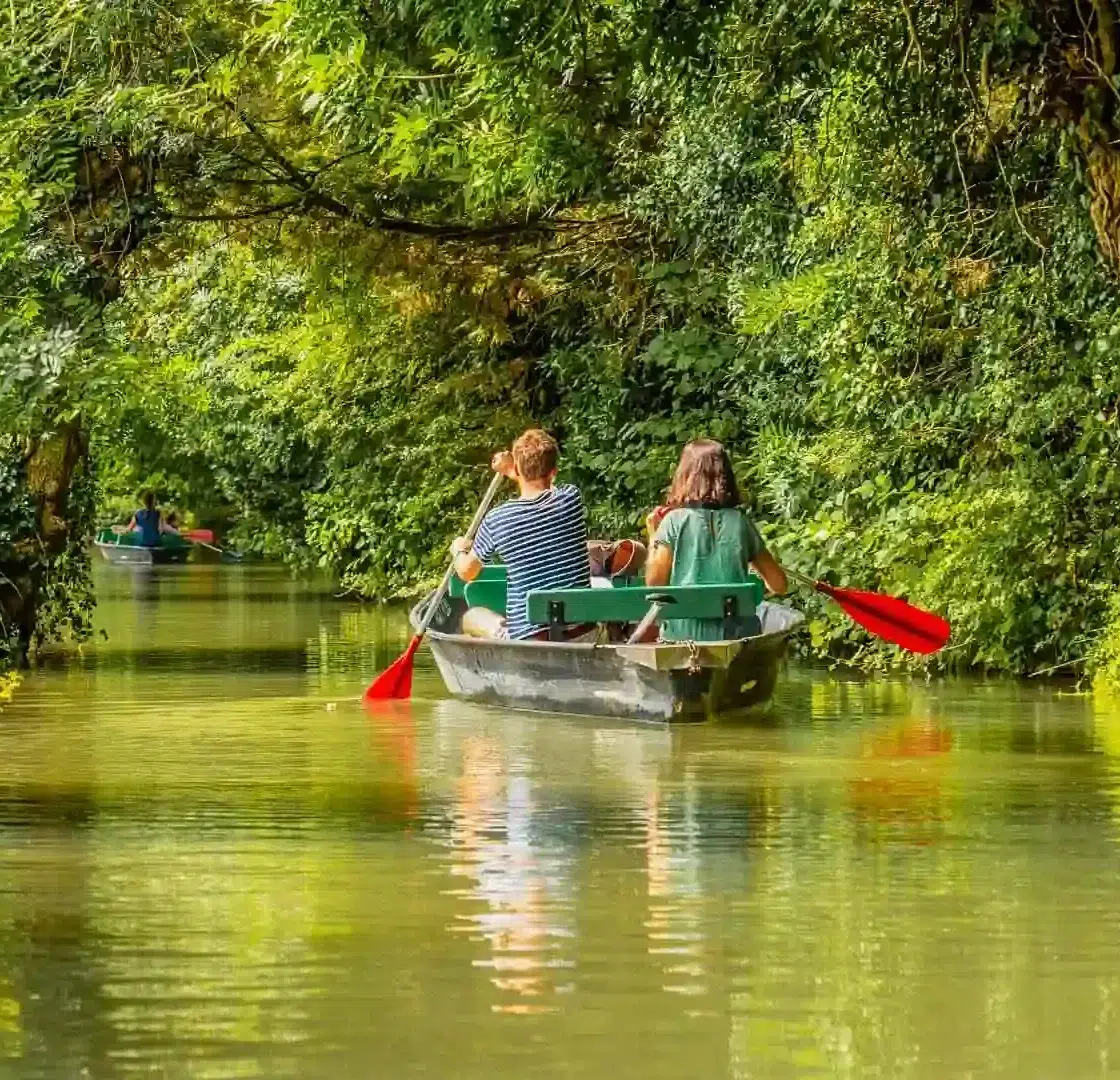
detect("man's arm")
[449,450,515,580]
[451,538,483,582]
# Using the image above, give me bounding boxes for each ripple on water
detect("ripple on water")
[1,567,1120,1078]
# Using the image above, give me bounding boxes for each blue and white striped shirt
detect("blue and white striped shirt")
[472,484,590,639]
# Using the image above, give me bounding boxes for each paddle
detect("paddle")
[184,535,243,561]
[788,569,950,655]
[364,471,505,701]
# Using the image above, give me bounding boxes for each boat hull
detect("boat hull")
[413,597,803,723]
[95,541,191,566]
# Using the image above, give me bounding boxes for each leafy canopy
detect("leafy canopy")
[2,0,1120,682]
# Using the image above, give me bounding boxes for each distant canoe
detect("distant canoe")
[412,586,804,723]
[93,529,192,566]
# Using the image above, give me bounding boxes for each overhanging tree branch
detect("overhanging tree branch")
[168,198,307,222]
[217,99,598,242]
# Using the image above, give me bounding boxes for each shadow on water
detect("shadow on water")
[39,645,318,675]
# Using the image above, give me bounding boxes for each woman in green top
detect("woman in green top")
[645,439,788,642]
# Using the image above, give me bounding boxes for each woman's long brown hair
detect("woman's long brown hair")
[665,439,741,509]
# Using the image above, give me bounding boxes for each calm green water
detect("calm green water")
[2,565,1120,1079]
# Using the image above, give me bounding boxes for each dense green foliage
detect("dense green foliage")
[3,0,1120,681]
[1090,594,1120,694]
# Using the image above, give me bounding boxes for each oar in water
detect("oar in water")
[365,471,505,701]
[184,535,243,561]
[788,569,950,654]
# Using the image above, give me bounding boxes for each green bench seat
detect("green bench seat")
[450,565,508,615]
[451,567,755,629]
[526,581,762,641]
[463,578,508,615]
[449,564,506,600]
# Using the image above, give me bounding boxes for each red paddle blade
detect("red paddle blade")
[183,528,215,544]
[364,635,422,700]
[816,583,950,655]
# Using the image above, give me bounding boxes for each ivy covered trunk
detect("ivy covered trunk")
[1087,144,1120,269]
[0,426,93,667]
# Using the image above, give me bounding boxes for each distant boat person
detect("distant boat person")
[123,492,175,547]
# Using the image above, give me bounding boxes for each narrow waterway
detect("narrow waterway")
[1,564,1119,1079]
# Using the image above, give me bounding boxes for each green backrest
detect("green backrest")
[463,578,508,615]
[526,580,763,627]
[448,564,507,601]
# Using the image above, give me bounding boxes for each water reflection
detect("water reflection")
[445,732,574,1013]
[0,566,1119,1078]
[847,718,952,845]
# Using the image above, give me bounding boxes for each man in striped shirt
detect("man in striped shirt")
[451,429,591,640]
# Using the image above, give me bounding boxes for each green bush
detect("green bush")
[1090,595,1120,697]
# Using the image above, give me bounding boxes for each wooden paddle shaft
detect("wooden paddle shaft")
[626,601,667,645]
[186,536,242,560]
[785,567,819,589]
[417,471,505,636]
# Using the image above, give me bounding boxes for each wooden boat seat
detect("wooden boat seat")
[449,564,679,625]
[449,565,507,601]
[526,581,763,641]
[463,578,508,615]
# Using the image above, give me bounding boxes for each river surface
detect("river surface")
[2,564,1120,1079]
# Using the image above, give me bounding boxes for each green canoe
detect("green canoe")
[94,528,193,566]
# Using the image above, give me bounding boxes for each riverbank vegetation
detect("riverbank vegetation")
[2,0,1120,685]
[1091,596,1120,695]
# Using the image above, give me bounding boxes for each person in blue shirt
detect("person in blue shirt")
[126,491,167,548]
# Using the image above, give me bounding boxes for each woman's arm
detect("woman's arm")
[126,514,139,532]
[749,549,788,595]
[645,543,673,586]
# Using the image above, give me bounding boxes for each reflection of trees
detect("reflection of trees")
[6,599,1120,1079]
[306,606,414,691]
[725,680,1120,1078]
[0,683,111,1077]
[0,566,435,1074]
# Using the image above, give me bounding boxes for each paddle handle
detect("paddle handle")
[626,601,668,645]
[785,567,821,590]
[416,471,505,636]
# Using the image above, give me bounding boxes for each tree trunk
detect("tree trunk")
[1,425,88,664]
[1088,143,1120,269]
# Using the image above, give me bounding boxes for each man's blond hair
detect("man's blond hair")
[512,429,559,481]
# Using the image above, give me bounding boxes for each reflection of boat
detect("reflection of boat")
[412,573,804,723]
[93,529,192,565]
